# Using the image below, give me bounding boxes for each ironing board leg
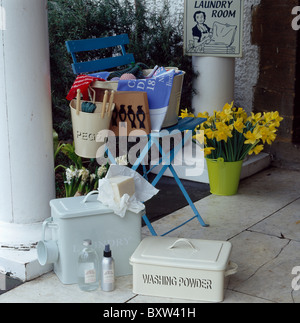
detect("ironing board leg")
[168,164,209,227]
[142,214,157,236]
[131,135,153,172]
[151,164,169,187]
[106,146,117,164]
[142,164,148,180]
[142,165,167,236]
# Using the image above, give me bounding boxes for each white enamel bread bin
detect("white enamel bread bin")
[38,193,144,284]
[129,236,238,302]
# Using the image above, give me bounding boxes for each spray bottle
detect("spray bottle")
[101,244,115,292]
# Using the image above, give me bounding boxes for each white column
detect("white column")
[0,0,55,225]
[192,56,235,115]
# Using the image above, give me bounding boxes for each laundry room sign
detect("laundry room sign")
[184,0,244,57]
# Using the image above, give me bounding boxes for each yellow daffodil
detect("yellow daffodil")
[215,122,233,142]
[244,126,262,145]
[197,111,212,127]
[204,128,215,140]
[234,107,248,121]
[263,112,271,122]
[223,101,234,110]
[219,102,234,122]
[180,102,282,162]
[199,123,206,131]
[180,108,194,118]
[248,112,262,125]
[197,111,209,119]
[249,144,264,155]
[193,131,205,144]
[268,122,277,132]
[203,147,215,157]
[214,110,221,121]
[233,117,245,133]
[259,126,277,144]
[267,131,277,145]
[264,111,283,127]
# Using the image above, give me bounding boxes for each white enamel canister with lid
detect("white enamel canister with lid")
[38,193,144,284]
[129,236,238,302]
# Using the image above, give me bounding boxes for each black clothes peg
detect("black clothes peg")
[136,105,146,129]
[127,105,136,128]
[119,105,127,128]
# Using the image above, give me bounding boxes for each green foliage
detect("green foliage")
[48,0,195,140]
[59,142,83,169]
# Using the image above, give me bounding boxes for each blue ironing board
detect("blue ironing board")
[106,117,209,236]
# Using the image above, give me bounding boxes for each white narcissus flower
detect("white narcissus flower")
[97,165,108,178]
[90,173,96,183]
[116,154,128,166]
[65,166,78,185]
[78,167,89,182]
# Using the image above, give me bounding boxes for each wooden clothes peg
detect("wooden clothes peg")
[101,90,109,118]
[107,90,115,117]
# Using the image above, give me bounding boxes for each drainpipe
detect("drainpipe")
[0,0,54,239]
[191,56,235,115]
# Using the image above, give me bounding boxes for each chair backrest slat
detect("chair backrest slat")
[66,34,135,74]
[72,54,135,74]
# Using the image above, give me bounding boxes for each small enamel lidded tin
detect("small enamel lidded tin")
[129,237,237,302]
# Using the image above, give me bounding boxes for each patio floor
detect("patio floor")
[0,166,300,303]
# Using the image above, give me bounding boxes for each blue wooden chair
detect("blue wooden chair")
[65,34,135,74]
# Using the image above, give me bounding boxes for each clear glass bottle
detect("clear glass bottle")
[77,239,100,291]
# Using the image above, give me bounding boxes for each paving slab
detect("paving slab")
[228,231,290,290]
[0,272,135,303]
[128,289,274,303]
[250,198,300,241]
[232,240,300,303]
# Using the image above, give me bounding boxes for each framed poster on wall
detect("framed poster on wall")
[184,0,244,57]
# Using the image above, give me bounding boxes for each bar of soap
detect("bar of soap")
[108,175,135,203]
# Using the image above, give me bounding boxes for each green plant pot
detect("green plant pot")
[206,158,243,196]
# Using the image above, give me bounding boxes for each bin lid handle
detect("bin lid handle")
[168,238,196,251]
[81,190,99,204]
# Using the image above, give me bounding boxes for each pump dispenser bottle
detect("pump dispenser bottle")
[101,244,115,291]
